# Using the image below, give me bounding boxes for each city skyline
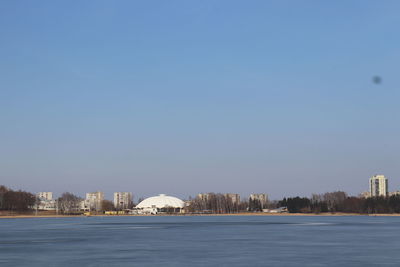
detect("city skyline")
[5,173,400,215]
[2,172,398,201]
[23,173,396,202]
[2,167,399,201]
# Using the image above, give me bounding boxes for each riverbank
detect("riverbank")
[2,212,400,218]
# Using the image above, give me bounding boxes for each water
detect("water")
[0,215,399,266]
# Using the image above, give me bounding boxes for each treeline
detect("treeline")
[188,191,400,214]
[279,191,400,214]
[0,185,36,211]
[279,191,348,213]
[0,185,124,214]
[188,193,248,214]
[4,184,400,214]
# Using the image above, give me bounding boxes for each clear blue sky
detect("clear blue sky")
[1,1,399,200]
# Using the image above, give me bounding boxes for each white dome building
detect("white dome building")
[136,194,185,214]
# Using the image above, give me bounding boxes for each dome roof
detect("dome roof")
[136,194,185,209]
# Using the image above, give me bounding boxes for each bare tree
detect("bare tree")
[323,191,347,212]
[57,192,81,214]
[188,193,246,214]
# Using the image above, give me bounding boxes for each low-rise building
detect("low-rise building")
[104,210,127,215]
[136,194,185,214]
[263,207,288,213]
[389,191,400,197]
[359,191,371,199]
[36,192,56,211]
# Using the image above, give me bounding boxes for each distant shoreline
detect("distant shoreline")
[1,212,400,219]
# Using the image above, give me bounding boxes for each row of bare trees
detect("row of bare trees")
[0,185,36,211]
[57,192,81,214]
[0,187,117,214]
[56,193,116,214]
[188,193,248,214]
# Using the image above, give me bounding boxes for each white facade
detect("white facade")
[136,194,184,214]
[37,192,53,201]
[198,193,211,202]
[249,194,268,206]
[84,191,104,211]
[114,192,133,210]
[224,193,240,204]
[36,192,56,211]
[369,175,388,197]
[37,200,56,211]
[263,207,288,213]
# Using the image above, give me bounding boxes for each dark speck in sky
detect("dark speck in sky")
[373,76,382,84]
